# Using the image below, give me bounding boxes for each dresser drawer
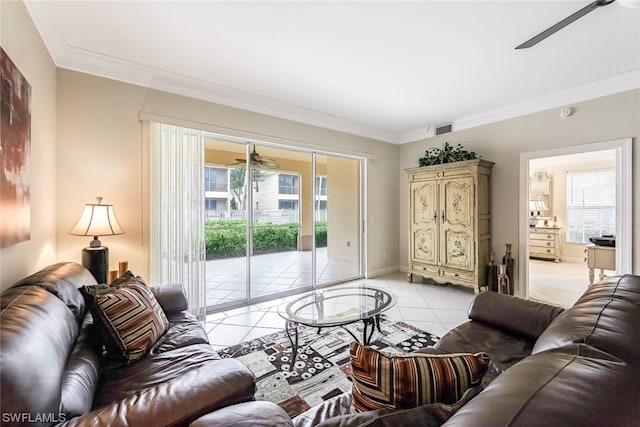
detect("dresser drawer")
[531,239,555,248]
[530,232,556,241]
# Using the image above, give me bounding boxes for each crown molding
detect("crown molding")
[452,69,640,133]
[23,1,66,59]
[54,45,399,143]
[25,2,640,146]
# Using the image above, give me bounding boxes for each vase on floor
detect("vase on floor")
[485,253,498,292]
[502,243,514,295]
[497,264,510,295]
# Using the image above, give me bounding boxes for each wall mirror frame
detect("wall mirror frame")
[529,171,552,218]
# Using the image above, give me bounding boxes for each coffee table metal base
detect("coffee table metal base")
[284,315,382,364]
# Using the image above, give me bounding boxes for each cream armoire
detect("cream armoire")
[406,159,494,293]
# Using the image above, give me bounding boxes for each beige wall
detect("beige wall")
[0,1,58,289]
[399,89,640,291]
[326,156,359,263]
[55,70,400,282]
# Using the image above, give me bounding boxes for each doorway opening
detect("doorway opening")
[519,139,632,307]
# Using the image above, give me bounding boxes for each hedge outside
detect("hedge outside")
[205,220,327,259]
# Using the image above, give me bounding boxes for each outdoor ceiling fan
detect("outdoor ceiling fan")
[231,146,280,169]
[515,0,618,49]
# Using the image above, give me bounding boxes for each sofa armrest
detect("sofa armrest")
[468,292,564,339]
[151,283,188,314]
[59,359,255,427]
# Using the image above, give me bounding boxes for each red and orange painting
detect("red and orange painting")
[1,48,31,248]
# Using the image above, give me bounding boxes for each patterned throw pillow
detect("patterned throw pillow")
[93,283,169,361]
[349,341,490,413]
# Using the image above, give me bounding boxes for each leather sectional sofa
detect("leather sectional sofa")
[289,273,640,427]
[0,262,287,426]
[3,262,639,426]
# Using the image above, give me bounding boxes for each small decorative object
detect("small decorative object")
[497,264,510,295]
[109,269,119,284]
[119,260,129,276]
[418,142,478,167]
[502,243,514,295]
[485,253,498,292]
[552,215,558,227]
[543,219,549,227]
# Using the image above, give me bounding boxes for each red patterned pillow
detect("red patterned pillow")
[349,341,489,413]
[93,283,169,361]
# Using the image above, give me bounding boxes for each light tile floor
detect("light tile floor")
[205,247,359,306]
[204,271,476,351]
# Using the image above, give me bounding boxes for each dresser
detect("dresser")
[406,159,494,293]
[529,227,562,262]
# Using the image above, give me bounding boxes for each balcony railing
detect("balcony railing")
[205,182,228,192]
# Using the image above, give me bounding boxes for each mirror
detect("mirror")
[529,171,552,218]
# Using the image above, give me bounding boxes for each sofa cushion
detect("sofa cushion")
[349,342,489,413]
[11,261,96,321]
[431,320,534,385]
[0,286,79,419]
[60,313,101,418]
[151,283,189,314]
[533,275,640,361]
[93,283,170,361]
[467,291,564,340]
[442,345,640,426]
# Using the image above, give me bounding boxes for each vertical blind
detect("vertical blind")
[566,169,615,244]
[150,122,206,320]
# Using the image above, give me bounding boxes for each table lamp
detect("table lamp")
[528,199,549,227]
[69,197,124,283]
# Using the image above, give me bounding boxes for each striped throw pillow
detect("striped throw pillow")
[94,283,169,361]
[349,341,489,413]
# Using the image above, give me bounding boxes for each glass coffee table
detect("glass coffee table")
[277,286,395,362]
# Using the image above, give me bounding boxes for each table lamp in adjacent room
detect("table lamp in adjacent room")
[528,199,549,227]
[69,197,124,283]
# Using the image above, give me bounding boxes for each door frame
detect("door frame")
[518,138,632,299]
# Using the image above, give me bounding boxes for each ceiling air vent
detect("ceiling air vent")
[435,124,452,136]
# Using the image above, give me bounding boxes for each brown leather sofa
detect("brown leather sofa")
[0,262,287,427]
[287,274,640,427]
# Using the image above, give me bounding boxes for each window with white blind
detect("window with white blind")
[566,169,615,244]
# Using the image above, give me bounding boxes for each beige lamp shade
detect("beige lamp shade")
[529,199,549,213]
[69,197,124,247]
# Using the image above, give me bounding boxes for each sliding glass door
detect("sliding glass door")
[153,126,364,313]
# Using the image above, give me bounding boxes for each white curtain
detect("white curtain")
[149,122,206,320]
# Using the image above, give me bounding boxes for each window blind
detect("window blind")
[566,169,615,244]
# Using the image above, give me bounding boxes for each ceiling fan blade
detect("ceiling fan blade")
[515,0,615,49]
[257,158,280,169]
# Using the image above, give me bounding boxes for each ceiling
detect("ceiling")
[25,1,640,144]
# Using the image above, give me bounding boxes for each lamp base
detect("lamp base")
[81,246,109,284]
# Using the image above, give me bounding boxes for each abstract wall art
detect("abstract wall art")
[1,48,31,248]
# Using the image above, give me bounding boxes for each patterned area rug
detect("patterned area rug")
[217,317,439,418]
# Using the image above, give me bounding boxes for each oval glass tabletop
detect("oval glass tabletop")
[278,286,396,328]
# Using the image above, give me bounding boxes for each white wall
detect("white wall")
[0,1,57,290]
[399,89,640,292]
